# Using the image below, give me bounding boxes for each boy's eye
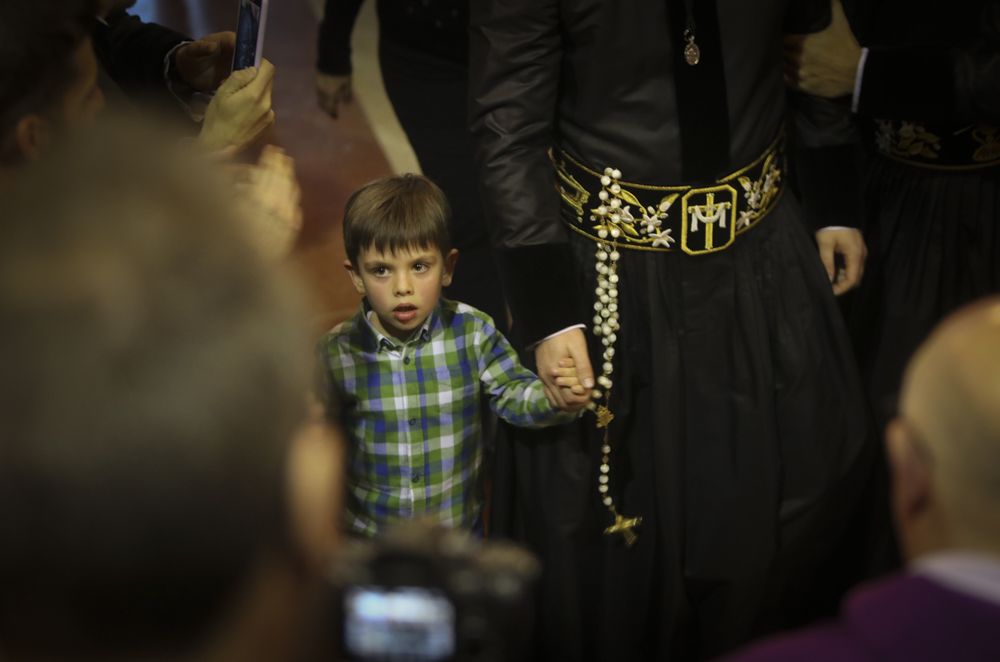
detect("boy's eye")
[371,266,389,277]
[413,263,429,273]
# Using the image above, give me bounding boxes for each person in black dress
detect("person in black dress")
[470,1,876,659]
[788,0,1000,428]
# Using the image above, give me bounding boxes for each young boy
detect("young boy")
[320,174,584,536]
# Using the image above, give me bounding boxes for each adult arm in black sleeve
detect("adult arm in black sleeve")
[92,10,189,98]
[785,0,863,233]
[468,0,584,345]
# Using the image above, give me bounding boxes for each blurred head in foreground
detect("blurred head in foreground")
[888,297,1000,562]
[0,0,104,167]
[0,122,344,661]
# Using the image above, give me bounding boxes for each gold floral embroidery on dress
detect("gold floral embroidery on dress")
[972,125,1000,163]
[875,120,942,160]
[872,120,1000,169]
[554,139,783,254]
[737,151,782,230]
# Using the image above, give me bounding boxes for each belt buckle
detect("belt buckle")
[679,184,739,255]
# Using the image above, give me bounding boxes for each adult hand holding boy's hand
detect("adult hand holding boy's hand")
[199,59,276,153]
[535,328,594,411]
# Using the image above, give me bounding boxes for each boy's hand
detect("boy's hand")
[552,357,586,393]
[535,328,595,411]
[544,357,591,412]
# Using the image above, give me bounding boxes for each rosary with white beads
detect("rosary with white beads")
[588,167,643,547]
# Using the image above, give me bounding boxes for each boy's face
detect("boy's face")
[347,244,458,341]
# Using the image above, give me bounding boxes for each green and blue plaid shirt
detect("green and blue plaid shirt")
[320,298,573,536]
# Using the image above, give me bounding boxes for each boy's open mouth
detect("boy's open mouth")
[392,303,418,323]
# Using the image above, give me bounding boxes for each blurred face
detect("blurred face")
[347,245,457,341]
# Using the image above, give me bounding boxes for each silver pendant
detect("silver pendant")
[683,29,700,66]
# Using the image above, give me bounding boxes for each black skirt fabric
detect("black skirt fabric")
[492,195,875,661]
[847,156,1000,427]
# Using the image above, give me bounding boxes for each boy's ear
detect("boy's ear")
[344,260,365,295]
[441,249,459,287]
[14,115,51,162]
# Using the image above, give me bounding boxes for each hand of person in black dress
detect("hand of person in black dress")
[783,0,862,98]
[816,227,867,296]
[534,329,595,412]
[316,72,353,118]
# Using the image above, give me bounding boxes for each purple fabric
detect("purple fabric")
[722,574,1000,661]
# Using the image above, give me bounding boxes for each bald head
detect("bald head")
[897,297,1000,551]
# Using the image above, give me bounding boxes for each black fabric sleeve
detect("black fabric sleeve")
[469,0,584,346]
[784,1,863,231]
[788,93,864,231]
[858,2,1000,123]
[92,11,188,97]
[317,0,365,75]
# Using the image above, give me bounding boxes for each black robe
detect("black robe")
[843,0,1000,426]
[469,1,875,659]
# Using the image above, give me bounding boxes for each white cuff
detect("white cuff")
[817,226,854,233]
[163,41,207,122]
[851,47,869,114]
[526,324,586,351]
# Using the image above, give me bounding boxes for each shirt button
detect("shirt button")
[412,472,422,483]
[409,418,417,426]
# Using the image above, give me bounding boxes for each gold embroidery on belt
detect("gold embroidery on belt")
[874,120,1000,170]
[555,135,784,255]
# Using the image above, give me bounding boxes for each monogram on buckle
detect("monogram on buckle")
[680,185,738,255]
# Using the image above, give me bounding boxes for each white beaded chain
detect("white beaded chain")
[587,167,642,545]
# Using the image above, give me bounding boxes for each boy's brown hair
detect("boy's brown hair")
[343,174,452,265]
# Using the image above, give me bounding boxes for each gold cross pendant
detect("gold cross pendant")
[595,405,615,429]
[604,513,642,547]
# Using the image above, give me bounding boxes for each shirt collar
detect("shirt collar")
[912,550,1000,607]
[360,299,440,351]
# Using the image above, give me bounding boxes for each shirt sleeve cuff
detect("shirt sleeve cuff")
[525,324,587,351]
[851,47,868,114]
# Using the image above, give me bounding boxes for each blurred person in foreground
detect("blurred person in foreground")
[0,122,344,662]
[725,297,1000,662]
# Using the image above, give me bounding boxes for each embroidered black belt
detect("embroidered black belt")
[867,119,1000,170]
[553,134,785,255]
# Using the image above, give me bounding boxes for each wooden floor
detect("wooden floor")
[133,0,392,333]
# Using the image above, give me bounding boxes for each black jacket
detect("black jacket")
[469,0,853,343]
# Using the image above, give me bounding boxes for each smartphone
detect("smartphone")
[342,586,456,661]
[232,0,269,71]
